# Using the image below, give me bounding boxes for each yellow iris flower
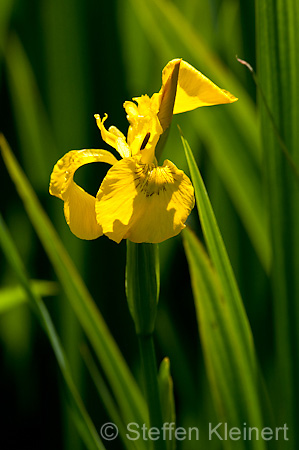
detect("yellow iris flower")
[49,59,237,243]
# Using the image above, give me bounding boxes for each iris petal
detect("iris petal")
[49,149,118,240]
[94,114,130,159]
[95,156,195,243]
[63,182,103,240]
[124,96,163,163]
[161,59,238,114]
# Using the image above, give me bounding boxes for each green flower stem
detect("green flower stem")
[126,242,159,336]
[126,241,166,449]
[138,333,166,450]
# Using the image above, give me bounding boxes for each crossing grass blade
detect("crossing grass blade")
[0,280,58,313]
[0,215,105,450]
[183,228,266,450]
[0,135,148,436]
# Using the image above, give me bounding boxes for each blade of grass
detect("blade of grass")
[117,0,154,95]
[158,358,175,450]
[237,57,299,181]
[180,133,256,360]
[4,29,89,450]
[182,134,276,435]
[0,280,58,313]
[0,135,148,437]
[0,215,105,450]
[40,0,90,148]
[0,0,14,78]
[0,0,13,44]
[191,109,270,272]
[183,228,266,450]
[81,345,137,450]
[4,33,56,188]
[155,304,197,414]
[256,1,299,446]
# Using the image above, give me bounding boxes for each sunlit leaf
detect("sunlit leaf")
[180,133,259,358]
[183,228,266,450]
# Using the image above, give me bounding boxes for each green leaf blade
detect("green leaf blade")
[0,215,105,450]
[183,228,266,450]
[158,358,176,450]
[0,135,148,435]
[181,133,255,361]
[256,1,299,446]
[0,280,58,313]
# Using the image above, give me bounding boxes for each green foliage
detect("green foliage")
[0,135,147,447]
[1,0,298,449]
[0,280,58,313]
[126,241,160,335]
[182,137,265,449]
[158,358,176,450]
[0,215,105,450]
[256,1,299,447]
[127,0,271,271]
[184,228,265,450]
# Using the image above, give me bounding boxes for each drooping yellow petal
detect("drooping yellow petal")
[63,182,103,240]
[94,114,130,159]
[49,149,118,240]
[95,156,195,243]
[161,59,238,114]
[49,149,118,198]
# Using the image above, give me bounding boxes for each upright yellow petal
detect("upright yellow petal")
[95,156,194,243]
[49,149,117,240]
[124,98,150,155]
[157,58,181,132]
[161,59,238,114]
[124,96,163,164]
[94,114,130,159]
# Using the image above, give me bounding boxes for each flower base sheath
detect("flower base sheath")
[49,59,237,243]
